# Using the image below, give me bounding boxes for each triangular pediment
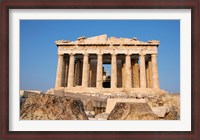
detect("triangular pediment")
[55,34,160,46]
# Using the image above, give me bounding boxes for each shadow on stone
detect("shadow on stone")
[20,93,88,120]
[108,102,159,120]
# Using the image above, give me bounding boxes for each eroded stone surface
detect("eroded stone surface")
[95,112,109,120]
[20,94,88,120]
[105,98,147,114]
[108,103,159,120]
[152,106,170,118]
[164,106,178,120]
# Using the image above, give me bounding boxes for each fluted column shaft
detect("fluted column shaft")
[151,54,160,89]
[64,59,69,87]
[133,58,140,88]
[82,53,89,87]
[111,54,117,88]
[68,54,75,87]
[126,54,132,89]
[96,54,103,88]
[55,54,64,88]
[148,60,152,88]
[140,54,146,88]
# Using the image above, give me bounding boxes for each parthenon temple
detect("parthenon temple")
[55,34,165,94]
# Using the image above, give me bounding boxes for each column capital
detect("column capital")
[151,54,157,57]
[58,53,64,56]
[83,53,89,56]
[139,53,146,56]
[69,53,74,56]
[112,53,117,56]
[98,53,103,56]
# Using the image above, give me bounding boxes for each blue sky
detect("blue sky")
[20,20,180,93]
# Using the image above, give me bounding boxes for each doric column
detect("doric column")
[82,53,89,87]
[64,58,69,87]
[55,54,64,88]
[96,53,103,88]
[139,53,146,88]
[67,53,75,87]
[151,54,160,89]
[148,59,152,88]
[125,54,132,89]
[133,58,140,88]
[111,53,117,88]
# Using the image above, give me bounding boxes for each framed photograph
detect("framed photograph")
[0,0,199,139]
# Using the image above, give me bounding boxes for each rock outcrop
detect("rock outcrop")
[147,93,180,119]
[20,93,88,120]
[164,106,178,120]
[108,103,159,120]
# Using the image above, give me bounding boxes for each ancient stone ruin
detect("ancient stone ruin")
[54,34,166,94]
[20,34,180,120]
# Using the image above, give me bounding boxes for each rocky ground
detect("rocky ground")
[20,91,180,120]
[20,93,88,120]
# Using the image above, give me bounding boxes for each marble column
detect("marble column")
[67,53,75,87]
[148,59,152,88]
[64,58,69,87]
[96,54,103,88]
[82,53,89,87]
[111,53,117,88]
[139,54,146,88]
[151,54,160,89]
[125,54,132,89]
[133,58,140,88]
[55,54,64,88]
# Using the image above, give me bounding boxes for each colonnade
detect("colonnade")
[55,53,160,89]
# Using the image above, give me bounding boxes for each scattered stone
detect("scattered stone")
[108,103,159,120]
[85,111,95,118]
[95,113,109,120]
[164,107,178,120]
[105,98,146,114]
[152,106,170,118]
[20,93,88,120]
[85,100,94,111]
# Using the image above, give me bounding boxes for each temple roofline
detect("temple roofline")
[55,34,160,46]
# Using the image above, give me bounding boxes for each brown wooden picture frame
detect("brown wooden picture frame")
[0,0,199,139]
